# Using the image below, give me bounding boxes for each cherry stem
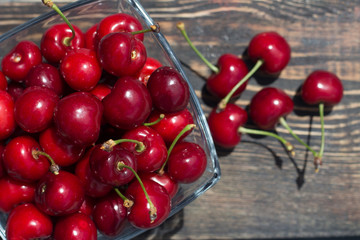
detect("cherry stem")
[218,59,264,110]
[101,139,145,153]
[32,149,60,175]
[158,123,196,175]
[314,102,325,172]
[238,126,294,155]
[176,22,219,73]
[143,114,165,126]
[117,162,157,223]
[42,0,75,47]
[131,24,160,35]
[114,188,134,208]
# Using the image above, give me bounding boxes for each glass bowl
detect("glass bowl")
[0,0,220,239]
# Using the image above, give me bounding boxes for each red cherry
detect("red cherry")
[53,213,97,240]
[60,48,102,91]
[140,171,179,199]
[126,179,171,229]
[24,63,65,96]
[6,203,53,240]
[249,87,294,130]
[0,70,8,90]
[301,70,343,106]
[102,76,152,129]
[167,141,207,184]
[1,40,42,82]
[247,31,291,75]
[78,195,95,217]
[40,23,85,64]
[84,23,98,51]
[89,83,112,101]
[0,143,5,178]
[135,57,162,86]
[0,176,36,213]
[147,66,190,113]
[14,86,59,133]
[39,126,86,167]
[53,91,103,147]
[0,90,16,140]
[35,170,85,216]
[6,81,24,101]
[97,32,147,76]
[3,136,50,183]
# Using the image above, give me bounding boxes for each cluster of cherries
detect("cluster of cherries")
[177,22,344,170]
[0,2,208,240]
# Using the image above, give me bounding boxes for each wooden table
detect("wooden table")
[1,1,360,239]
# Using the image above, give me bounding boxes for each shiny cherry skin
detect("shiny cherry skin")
[3,136,50,183]
[126,179,171,229]
[75,148,113,198]
[14,86,59,133]
[60,48,102,91]
[208,103,248,149]
[89,83,112,101]
[53,213,97,240]
[119,125,167,172]
[0,143,5,178]
[78,196,96,217]
[0,90,16,140]
[1,40,42,82]
[84,23,98,51]
[0,70,8,90]
[135,57,162,86]
[167,141,207,184]
[249,87,294,130]
[6,81,24,101]
[97,32,147,77]
[40,23,85,64]
[35,170,85,216]
[54,91,103,147]
[207,54,249,99]
[147,108,194,146]
[140,171,179,199]
[24,63,65,96]
[147,66,190,113]
[0,176,36,213]
[248,31,291,75]
[39,126,86,167]
[6,203,53,240]
[92,191,128,236]
[89,145,137,186]
[102,76,152,129]
[301,70,343,106]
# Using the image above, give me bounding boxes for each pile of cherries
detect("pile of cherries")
[177,22,344,170]
[0,4,208,240]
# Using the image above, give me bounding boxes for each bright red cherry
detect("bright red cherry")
[78,195,95,217]
[140,171,179,199]
[147,66,190,113]
[0,90,16,141]
[1,40,42,82]
[135,57,162,86]
[84,23,98,51]
[89,83,112,101]
[6,203,53,240]
[249,87,294,130]
[0,70,8,90]
[247,31,291,75]
[53,213,97,240]
[40,23,85,64]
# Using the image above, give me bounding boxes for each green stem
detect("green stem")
[114,188,133,208]
[131,24,159,35]
[117,162,157,222]
[176,22,219,73]
[32,149,59,175]
[239,126,294,154]
[158,124,196,175]
[218,59,264,109]
[318,103,325,158]
[144,114,165,126]
[101,139,145,153]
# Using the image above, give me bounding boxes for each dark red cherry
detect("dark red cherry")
[0,143,5,178]
[1,40,42,82]
[60,48,102,91]
[0,176,36,213]
[35,170,85,216]
[6,203,53,240]
[7,81,24,101]
[78,196,95,217]
[0,70,8,90]
[140,171,179,199]
[53,91,103,146]
[40,23,85,64]
[126,179,171,229]
[92,191,128,236]
[14,86,59,133]
[102,76,152,129]
[3,136,50,183]
[0,90,16,141]
[301,70,343,106]
[248,31,291,74]
[147,66,190,113]
[97,32,147,77]
[53,213,97,240]
[135,57,162,86]
[208,103,248,148]
[84,23,98,51]
[249,87,294,130]
[167,141,207,183]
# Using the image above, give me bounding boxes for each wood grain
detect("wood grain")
[1,1,360,239]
